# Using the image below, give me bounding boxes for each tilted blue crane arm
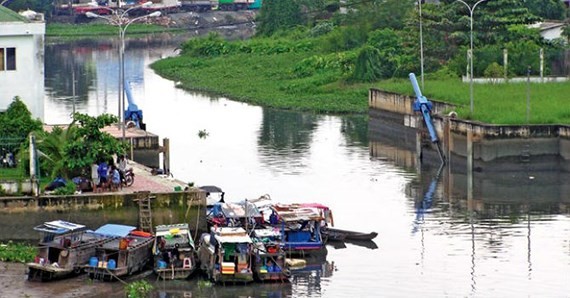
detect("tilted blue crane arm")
[409,73,445,164]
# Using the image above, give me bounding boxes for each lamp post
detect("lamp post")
[86,3,160,141]
[455,0,488,115]
[418,0,424,89]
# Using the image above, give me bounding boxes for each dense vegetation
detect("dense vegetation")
[0,97,126,183]
[152,0,570,123]
[0,241,36,263]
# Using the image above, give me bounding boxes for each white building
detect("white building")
[0,6,45,121]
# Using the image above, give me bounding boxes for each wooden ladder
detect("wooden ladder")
[134,191,154,234]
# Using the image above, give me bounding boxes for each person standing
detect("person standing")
[97,160,109,191]
[110,165,121,191]
[117,155,127,182]
[91,161,99,192]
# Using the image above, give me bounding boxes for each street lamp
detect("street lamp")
[455,0,488,115]
[418,0,424,89]
[86,3,160,141]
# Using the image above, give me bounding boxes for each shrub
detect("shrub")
[125,280,154,298]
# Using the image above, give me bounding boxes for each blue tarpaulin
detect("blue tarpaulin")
[94,224,136,237]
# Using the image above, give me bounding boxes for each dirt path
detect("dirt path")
[0,262,123,298]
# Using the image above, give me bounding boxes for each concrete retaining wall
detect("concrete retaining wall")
[369,88,570,168]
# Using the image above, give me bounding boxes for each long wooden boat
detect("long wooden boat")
[197,227,254,284]
[322,227,378,241]
[153,223,197,280]
[26,220,112,281]
[84,224,154,281]
[251,227,290,282]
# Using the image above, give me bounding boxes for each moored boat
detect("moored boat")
[153,223,197,280]
[322,227,378,241]
[271,204,327,256]
[27,220,112,282]
[197,226,254,284]
[84,224,154,281]
[251,227,290,282]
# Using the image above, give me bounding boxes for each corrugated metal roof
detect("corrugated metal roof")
[0,6,28,23]
[94,224,136,237]
[33,220,87,234]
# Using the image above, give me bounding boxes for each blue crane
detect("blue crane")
[409,73,445,164]
[123,80,146,130]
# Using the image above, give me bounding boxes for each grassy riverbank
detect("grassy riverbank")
[378,79,570,125]
[152,36,570,124]
[152,50,370,114]
[46,23,180,37]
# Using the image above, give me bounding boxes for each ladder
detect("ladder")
[134,191,154,234]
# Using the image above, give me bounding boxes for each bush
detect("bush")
[484,62,504,83]
[0,241,36,263]
[125,280,154,298]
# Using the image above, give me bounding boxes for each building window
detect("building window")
[0,48,16,71]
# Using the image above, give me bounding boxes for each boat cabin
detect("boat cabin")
[85,224,154,280]
[197,226,254,284]
[27,220,110,281]
[154,223,196,279]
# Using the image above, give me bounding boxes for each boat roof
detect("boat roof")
[212,202,260,218]
[211,227,252,244]
[272,204,324,222]
[253,228,281,238]
[94,224,136,237]
[199,185,223,193]
[155,223,190,237]
[33,220,87,234]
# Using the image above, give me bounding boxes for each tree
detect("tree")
[524,0,566,20]
[63,113,127,177]
[0,97,42,140]
[256,0,304,36]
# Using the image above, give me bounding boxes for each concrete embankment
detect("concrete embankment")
[0,160,208,240]
[369,88,570,209]
[369,88,570,171]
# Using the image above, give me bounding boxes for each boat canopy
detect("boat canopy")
[253,227,281,238]
[272,204,324,222]
[33,220,87,235]
[211,227,252,244]
[94,224,136,237]
[211,202,260,218]
[155,223,190,237]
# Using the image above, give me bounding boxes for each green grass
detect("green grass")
[378,79,570,125]
[46,23,181,37]
[0,241,36,263]
[151,36,570,124]
[152,52,369,114]
[0,168,24,179]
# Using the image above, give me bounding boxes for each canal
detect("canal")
[14,32,570,297]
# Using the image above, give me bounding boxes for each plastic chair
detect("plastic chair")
[183,257,192,268]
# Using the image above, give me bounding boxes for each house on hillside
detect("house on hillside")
[0,6,45,121]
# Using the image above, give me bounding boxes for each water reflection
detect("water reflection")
[257,109,319,173]
[370,116,570,295]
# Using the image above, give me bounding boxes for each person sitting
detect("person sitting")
[171,243,180,267]
[44,175,66,192]
[110,165,121,191]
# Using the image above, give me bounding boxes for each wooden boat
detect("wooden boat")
[197,227,254,284]
[26,220,112,281]
[153,223,197,280]
[251,227,290,282]
[322,227,378,241]
[84,224,154,281]
[271,204,327,255]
